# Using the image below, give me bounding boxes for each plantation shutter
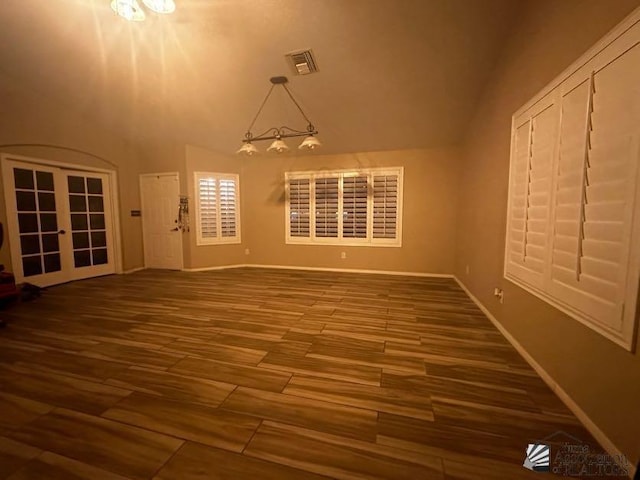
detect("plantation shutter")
[285,168,403,246]
[551,79,591,288]
[288,178,310,237]
[550,43,640,332]
[315,177,339,238]
[219,178,237,238]
[505,98,557,288]
[505,19,640,349]
[342,175,368,238]
[198,177,217,239]
[506,119,531,267]
[372,174,399,240]
[195,172,240,245]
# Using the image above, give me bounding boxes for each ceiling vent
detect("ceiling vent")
[286,49,319,75]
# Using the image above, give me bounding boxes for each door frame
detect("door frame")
[139,172,184,270]
[1,153,124,280]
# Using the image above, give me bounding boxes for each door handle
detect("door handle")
[57,229,66,235]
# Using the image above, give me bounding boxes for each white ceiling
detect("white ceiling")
[0,0,520,156]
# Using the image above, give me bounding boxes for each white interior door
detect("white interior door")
[140,173,183,270]
[2,159,117,286]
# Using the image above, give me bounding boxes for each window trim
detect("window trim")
[284,167,403,247]
[194,172,241,246]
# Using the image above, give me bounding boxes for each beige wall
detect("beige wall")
[456,0,640,464]
[243,148,460,274]
[184,144,246,269]
[0,74,146,272]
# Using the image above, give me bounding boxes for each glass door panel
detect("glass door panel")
[65,171,114,282]
[4,163,68,286]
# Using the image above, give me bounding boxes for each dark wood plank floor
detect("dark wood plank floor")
[0,268,616,479]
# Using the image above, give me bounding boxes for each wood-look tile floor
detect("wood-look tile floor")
[0,268,618,479]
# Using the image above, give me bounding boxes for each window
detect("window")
[285,167,403,246]
[504,17,640,350]
[194,172,240,245]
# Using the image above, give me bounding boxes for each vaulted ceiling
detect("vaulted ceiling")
[0,0,521,156]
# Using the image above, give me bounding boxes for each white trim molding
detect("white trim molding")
[180,263,452,278]
[182,264,248,272]
[123,267,145,274]
[243,264,451,278]
[454,276,636,479]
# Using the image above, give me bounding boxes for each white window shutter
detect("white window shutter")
[506,100,557,289]
[505,17,640,350]
[288,178,310,238]
[285,167,403,246]
[550,44,640,333]
[315,177,339,238]
[551,78,591,289]
[219,178,237,238]
[198,177,217,239]
[507,119,532,266]
[195,172,240,245]
[342,175,368,238]
[372,174,398,240]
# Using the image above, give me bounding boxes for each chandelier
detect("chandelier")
[111,0,176,21]
[237,76,321,155]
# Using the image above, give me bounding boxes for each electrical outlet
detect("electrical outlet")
[494,287,504,304]
[341,252,347,259]
[244,248,250,255]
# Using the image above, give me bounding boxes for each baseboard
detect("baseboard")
[180,263,453,278]
[122,267,145,274]
[453,276,635,479]
[182,264,249,272]
[243,263,454,278]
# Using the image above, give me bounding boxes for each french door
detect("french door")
[2,158,116,286]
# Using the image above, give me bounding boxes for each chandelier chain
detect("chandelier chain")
[282,84,313,127]
[246,84,276,137]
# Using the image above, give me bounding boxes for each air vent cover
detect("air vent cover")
[286,49,319,75]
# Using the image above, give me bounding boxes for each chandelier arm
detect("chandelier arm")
[249,126,319,142]
[249,127,282,141]
[245,84,276,135]
[282,83,314,127]
[279,126,318,136]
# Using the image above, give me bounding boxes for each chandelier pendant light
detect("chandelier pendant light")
[237,76,321,155]
[142,0,176,14]
[111,0,176,21]
[111,0,146,21]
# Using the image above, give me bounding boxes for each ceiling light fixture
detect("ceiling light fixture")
[142,0,176,14]
[237,76,321,155]
[111,0,175,21]
[111,0,146,21]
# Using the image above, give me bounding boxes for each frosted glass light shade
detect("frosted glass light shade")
[267,139,290,153]
[298,135,322,150]
[142,0,176,14]
[236,143,259,156]
[111,0,146,21]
